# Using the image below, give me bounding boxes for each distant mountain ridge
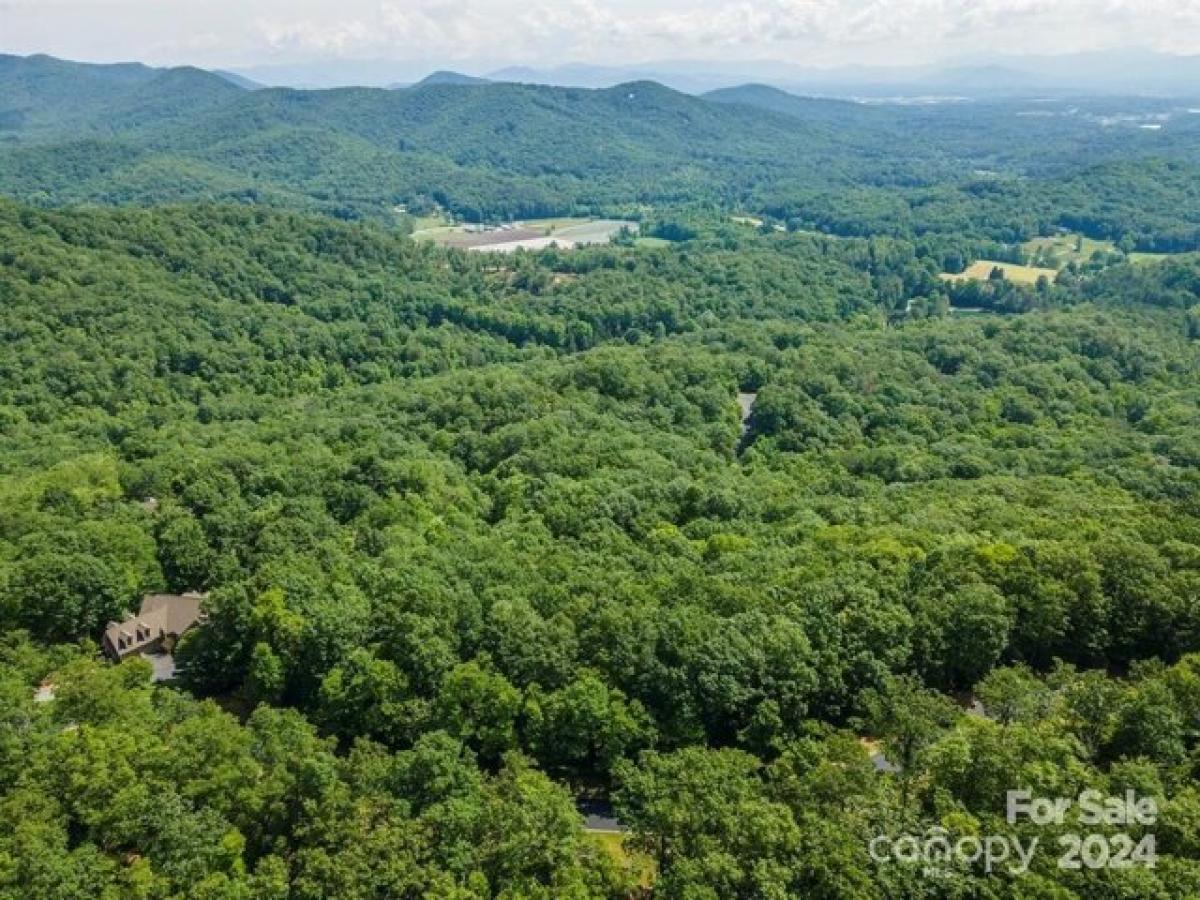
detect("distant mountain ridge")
[412,71,492,88]
[214,70,264,91]
[1,52,1197,242]
[704,84,868,117]
[0,53,853,220]
[0,53,245,137]
[20,48,1184,98]
[486,51,1200,98]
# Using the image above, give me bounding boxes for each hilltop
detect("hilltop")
[0,54,244,137]
[409,71,492,88]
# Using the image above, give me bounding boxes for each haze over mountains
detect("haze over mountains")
[228,49,1200,97]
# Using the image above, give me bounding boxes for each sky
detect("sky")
[3,0,1200,72]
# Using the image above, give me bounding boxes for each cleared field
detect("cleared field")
[1023,233,1116,267]
[554,219,635,242]
[466,219,636,253]
[1129,251,1174,265]
[415,217,635,252]
[412,217,572,245]
[940,260,1058,286]
[409,225,461,240]
[408,212,459,241]
[441,228,544,249]
[472,235,571,253]
[526,217,596,231]
[409,213,450,230]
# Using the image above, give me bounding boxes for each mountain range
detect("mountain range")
[0,53,857,220]
[227,49,1200,98]
[1,52,1197,242]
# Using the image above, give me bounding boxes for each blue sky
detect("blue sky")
[3,0,1198,69]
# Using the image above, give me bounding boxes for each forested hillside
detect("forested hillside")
[2,197,1200,895]
[3,54,1200,248]
[0,54,242,137]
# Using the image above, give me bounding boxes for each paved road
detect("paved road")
[577,799,627,833]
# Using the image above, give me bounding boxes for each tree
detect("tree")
[6,552,132,642]
[1107,679,1187,767]
[615,747,802,897]
[914,583,1012,690]
[974,664,1050,725]
[435,660,522,764]
[859,675,958,806]
[156,506,214,591]
[317,648,410,745]
[245,642,285,706]
[524,672,653,780]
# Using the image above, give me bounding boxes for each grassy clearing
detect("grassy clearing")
[940,260,1058,286]
[939,239,1189,289]
[526,217,594,232]
[410,226,460,241]
[409,213,451,231]
[1129,251,1175,265]
[552,220,633,242]
[408,211,459,241]
[1023,234,1194,272]
[634,237,673,249]
[1023,233,1116,267]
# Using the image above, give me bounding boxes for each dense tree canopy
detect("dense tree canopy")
[1,51,1200,897]
[0,195,1198,894]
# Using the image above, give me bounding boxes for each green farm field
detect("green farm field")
[1023,233,1116,267]
[940,259,1059,286]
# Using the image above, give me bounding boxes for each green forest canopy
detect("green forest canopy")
[0,52,1199,898]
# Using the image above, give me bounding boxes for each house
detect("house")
[102,593,205,663]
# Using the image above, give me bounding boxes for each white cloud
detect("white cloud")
[257,18,376,56]
[3,0,1198,67]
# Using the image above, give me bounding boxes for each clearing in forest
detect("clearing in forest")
[1022,233,1116,267]
[940,259,1058,286]
[414,217,636,252]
